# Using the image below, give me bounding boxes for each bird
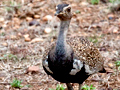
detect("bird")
[42,3,106,90]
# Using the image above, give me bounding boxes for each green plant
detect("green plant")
[25,84,32,87]
[49,84,65,90]
[75,10,81,14]
[115,61,120,67]
[109,0,120,3]
[115,61,120,80]
[91,0,99,5]
[0,32,5,36]
[82,84,96,90]
[4,1,21,12]
[89,36,98,43]
[0,53,18,60]
[10,78,23,88]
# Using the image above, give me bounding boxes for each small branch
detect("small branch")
[0,82,42,85]
[0,5,21,8]
[0,82,10,85]
[0,2,30,8]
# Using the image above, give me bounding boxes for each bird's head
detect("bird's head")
[55,4,72,20]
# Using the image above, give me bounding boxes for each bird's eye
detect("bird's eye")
[67,8,71,12]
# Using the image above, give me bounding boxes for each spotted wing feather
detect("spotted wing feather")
[67,36,104,74]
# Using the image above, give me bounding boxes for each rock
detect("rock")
[10,35,17,40]
[23,34,31,42]
[80,2,89,6]
[30,38,43,43]
[26,17,33,21]
[2,42,8,47]
[18,33,22,37]
[0,17,4,22]
[29,20,40,26]
[44,27,52,34]
[27,66,40,73]
[25,37,31,42]
[108,14,114,20]
[5,85,10,89]
[13,17,19,22]
[108,26,119,34]
[113,27,119,34]
[43,15,53,21]
[23,34,29,38]
[34,15,40,19]
[13,25,20,30]
[108,63,114,68]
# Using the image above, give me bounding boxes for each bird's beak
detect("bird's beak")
[54,11,60,16]
[54,11,63,16]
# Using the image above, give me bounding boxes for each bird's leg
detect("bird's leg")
[79,84,82,90]
[66,83,74,90]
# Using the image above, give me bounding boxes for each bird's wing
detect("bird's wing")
[67,36,104,73]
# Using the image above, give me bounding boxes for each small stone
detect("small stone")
[43,15,53,21]
[113,27,119,34]
[13,17,19,22]
[0,17,4,22]
[108,63,114,68]
[5,85,10,89]
[23,34,29,38]
[80,2,89,6]
[10,35,17,40]
[25,37,31,42]
[27,66,40,72]
[30,38,43,43]
[13,25,20,29]
[28,3,34,7]
[18,33,22,37]
[29,20,40,26]
[2,42,8,47]
[34,15,40,19]
[26,17,33,21]
[23,34,31,42]
[44,27,52,34]
[108,14,114,20]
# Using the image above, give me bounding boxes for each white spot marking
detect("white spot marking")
[56,6,58,10]
[43,59,53,74]
[69,59,83,75]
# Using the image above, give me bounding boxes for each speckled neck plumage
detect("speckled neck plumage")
[55,20,71,58]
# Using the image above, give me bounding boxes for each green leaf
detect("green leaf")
[0,57,4,60]
[91,0,99,5]
[49,84,65,90]
[75,10,81,14]
[115,61,120,67]
[10,78,23,88]
[82,84,96,90]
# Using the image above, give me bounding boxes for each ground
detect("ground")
[0,0,120,90]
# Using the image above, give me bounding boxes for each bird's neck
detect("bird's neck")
[55,20,71,56]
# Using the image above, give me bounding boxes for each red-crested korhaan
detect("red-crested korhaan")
[42,4,106,90]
